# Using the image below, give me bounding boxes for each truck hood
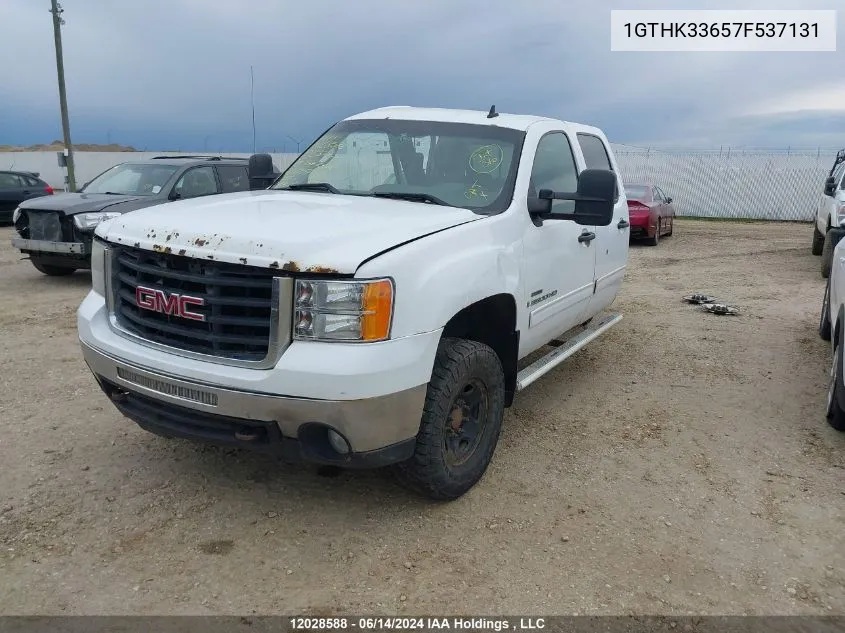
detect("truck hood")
[20,191,143,215]
[96,190,483,273]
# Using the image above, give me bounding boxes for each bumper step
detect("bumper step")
[515,313,622,391]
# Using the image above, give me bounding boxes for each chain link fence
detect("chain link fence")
[611,146,839,222]
[2,147,839,222]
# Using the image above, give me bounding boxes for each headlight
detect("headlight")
[12,207,21,224]
[90,239,108,297]
[293,278,393,342]
[73,211,122,230]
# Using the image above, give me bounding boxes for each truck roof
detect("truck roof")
[345,106,603,135]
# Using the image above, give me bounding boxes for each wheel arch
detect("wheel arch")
[441,293,519,407]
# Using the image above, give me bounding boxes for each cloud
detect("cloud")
[1,0,843,150]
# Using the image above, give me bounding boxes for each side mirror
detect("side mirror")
[169,189,182,201]
[824,176,836,197]
[528,169,617,227]
[248,153,275,180]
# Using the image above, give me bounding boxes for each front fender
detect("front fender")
[355,214,523,339]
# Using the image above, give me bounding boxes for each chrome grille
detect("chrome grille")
[110,245,284,363]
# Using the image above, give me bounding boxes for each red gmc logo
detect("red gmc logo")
[135,286,206,322]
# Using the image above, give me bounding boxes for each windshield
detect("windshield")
[82,163,179,196]
[272,119,526,214]
[624,184,650,201]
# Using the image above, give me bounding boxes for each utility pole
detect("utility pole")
[250,66,256,153]
[50,0,76,192]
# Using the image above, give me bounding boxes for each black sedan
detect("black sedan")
[0,170,54,223]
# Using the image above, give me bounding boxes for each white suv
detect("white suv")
[812,149,845,278]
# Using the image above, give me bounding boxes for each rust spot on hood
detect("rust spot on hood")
[269,261,280,269]
[304,265,339,274]
[239,257,248,265]
[193,238,208,247]
[152,244,172,254]
[133,242,140,248]
[178,249,187,256]
[282,260,300,272]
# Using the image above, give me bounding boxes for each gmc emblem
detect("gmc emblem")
[135,286,206,322]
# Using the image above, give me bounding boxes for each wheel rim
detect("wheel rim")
[443,379,489,468]
[827,345,839,416]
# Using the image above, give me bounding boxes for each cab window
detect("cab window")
[173,166,219,199]
[527,132,578,213]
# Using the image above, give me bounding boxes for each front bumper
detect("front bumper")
[11,237,91,255]
[81,339,426,467]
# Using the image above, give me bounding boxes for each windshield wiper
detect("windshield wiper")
[371,191,450,206]
[103,192,125,195]
[282,182,340,194]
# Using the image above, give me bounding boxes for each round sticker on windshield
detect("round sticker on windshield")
[469,144,504,174]
[152,186,162,194]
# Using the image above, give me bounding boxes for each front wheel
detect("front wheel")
[821,230,835,279]
[827,341,845,431]
[820,276,832,341]
[812,224,825,256]
[31,258,76,276]
[393,337,505,500]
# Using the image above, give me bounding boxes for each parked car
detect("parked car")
[812,149,845,279]
[817,221,845,431]
[624,182,676,246]
[76,105,629,500]
[11,154,280,277]
[0,170,53,224]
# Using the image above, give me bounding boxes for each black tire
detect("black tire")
[812,225,825,256]
[666,216,674,237]
[31,258,76,276]
[646,219,660,247]
[820,276,832,341]
[393,337,506,500]
[821,230,834,279]
[826,339,845,432]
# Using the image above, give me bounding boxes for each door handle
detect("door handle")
[22,190,31,195]
[578,231,596,244]
[617,218,629,229]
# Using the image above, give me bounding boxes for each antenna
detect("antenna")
[487,105,498,119]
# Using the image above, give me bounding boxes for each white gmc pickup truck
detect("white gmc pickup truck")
[77,106,630,499]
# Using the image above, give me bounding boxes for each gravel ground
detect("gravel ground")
[0,220,843,616]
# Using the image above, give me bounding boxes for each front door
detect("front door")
[575,132,629,314]
[520,131,597,357]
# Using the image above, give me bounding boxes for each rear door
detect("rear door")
[575,133,628,314]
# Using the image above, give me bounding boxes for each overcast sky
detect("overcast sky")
[1,0,843,152]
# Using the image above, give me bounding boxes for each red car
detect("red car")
[625,182,676,246]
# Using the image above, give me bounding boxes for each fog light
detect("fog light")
[327,429,350,455]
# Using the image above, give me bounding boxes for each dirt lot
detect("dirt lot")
[0,220,843,616]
